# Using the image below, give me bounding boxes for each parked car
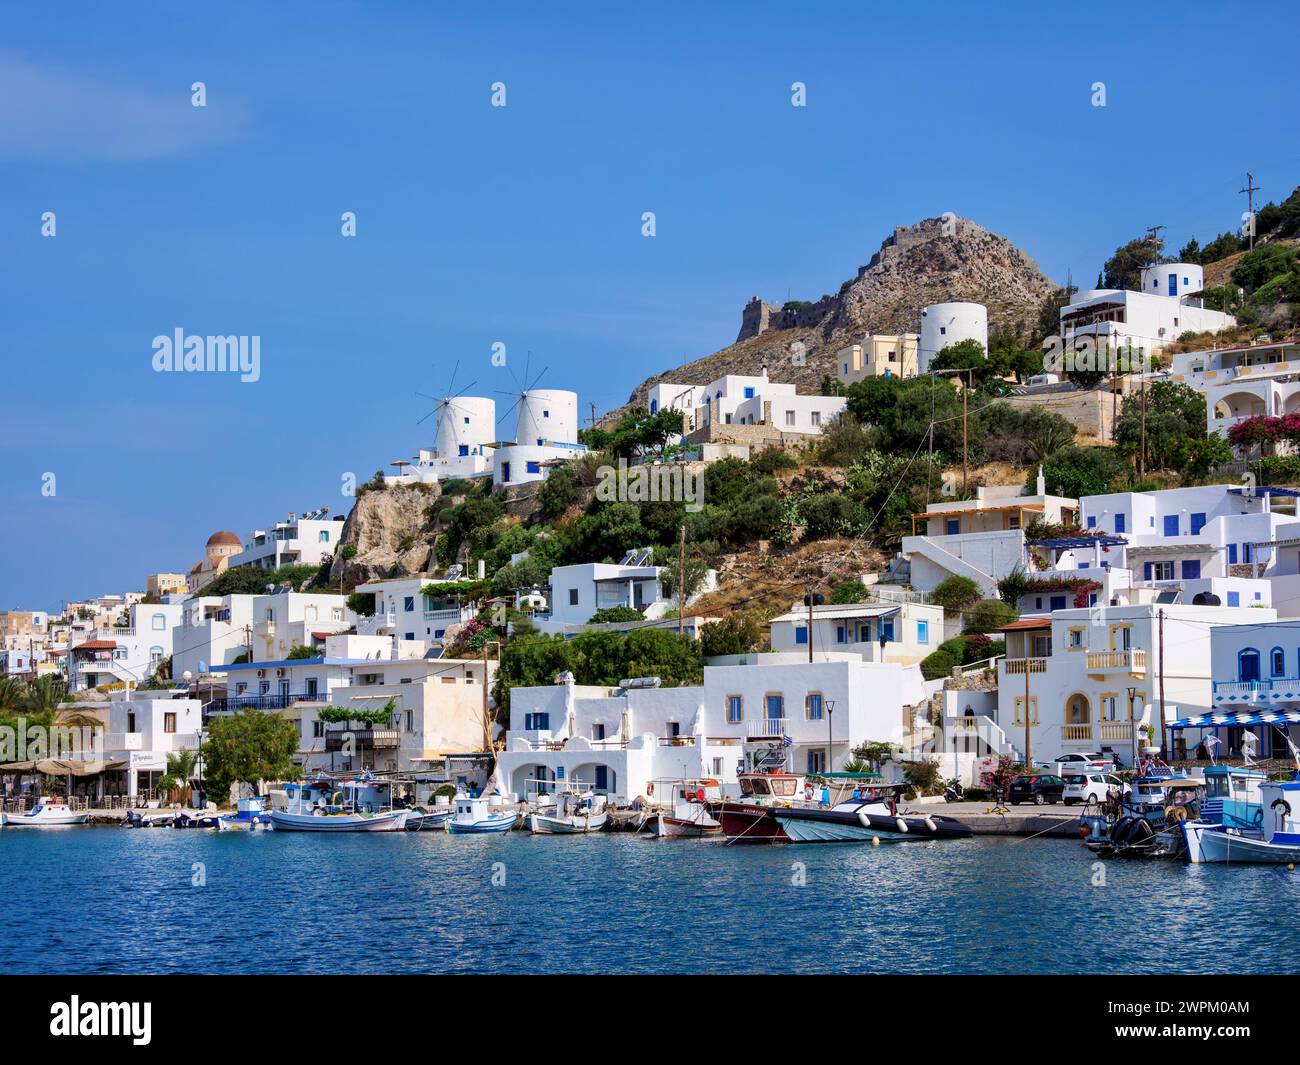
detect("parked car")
[1008,774,1066,805]
[1054,753,1114,776]
[1062,772,1130,807]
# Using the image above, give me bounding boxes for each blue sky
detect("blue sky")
[2,0,1297,611]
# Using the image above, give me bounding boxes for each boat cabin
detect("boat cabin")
[1200,765,1267,829]
[737,772,804,804]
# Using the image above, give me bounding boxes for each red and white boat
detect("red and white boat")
[711,772,807,843]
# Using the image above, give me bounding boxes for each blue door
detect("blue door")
[593,765,608,790]
[1240,652,1260,683]
[1168,273,1177,296]
[766,695,783,723]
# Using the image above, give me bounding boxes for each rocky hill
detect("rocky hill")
[617,215,1058,413]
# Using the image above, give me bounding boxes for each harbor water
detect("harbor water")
[4,829,1299,974]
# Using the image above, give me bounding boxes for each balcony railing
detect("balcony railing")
[1098,721,1134,741]
[1213,677,1300,701]
[1086,649,1147,672]
[208,691,320,713]
[747,718,789,738]
[1003,657,1048,675]
[1062,724,1093,741]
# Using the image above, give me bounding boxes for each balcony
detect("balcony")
[1086,649,1147,674]
[1213,677,1300,704]
[1062,724,1093,742]
[747,718,789,739]
[104,732,144,750]
[1098,721,1134,742]
[1003,657,1048,675]
[324,728,401,751]
[208,691,320,713]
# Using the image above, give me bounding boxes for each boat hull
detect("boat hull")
[269,809,410,832]
[648,813,722,838]
[770,806,972,844]
[529,811,607,834]
[1182,819,1294,864]
[711,801,788,843]
[404,810,452,831]
[447,811,518,834]
[0,811,89,827]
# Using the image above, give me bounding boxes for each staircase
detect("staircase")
[900,534,1001,599]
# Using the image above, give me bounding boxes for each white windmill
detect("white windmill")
[416,361,496,461]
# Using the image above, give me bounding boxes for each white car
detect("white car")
[1063,772,1129,807]
[1055,752,1114,776]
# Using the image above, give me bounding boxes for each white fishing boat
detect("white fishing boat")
[0,800,89,827]
[446,794,517,834]
[645,780,723,838]
[268,776,410,832]
[217,796,274,832]
[528,778,608,834]
[1184,779,1300,864]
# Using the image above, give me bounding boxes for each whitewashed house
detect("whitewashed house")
[996,602,1277,766]
[536,548,717,632]
[492,658,928,802]
[228,510,346,571]
[899,471,1078,598]
[94,692,204,800]
[67,602,184,691]
[352,577,477,645]
[1202,618,1300,760]
[1163,339,1300,438]
[649,368,847,440]
[492,389,589,488]
[767,601,945,665]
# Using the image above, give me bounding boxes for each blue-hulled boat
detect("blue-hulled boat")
[217,796,274,832]
[1181,765,1270,863]
[1184,780,1300,863]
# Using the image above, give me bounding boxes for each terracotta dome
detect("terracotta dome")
[206,530,241,548]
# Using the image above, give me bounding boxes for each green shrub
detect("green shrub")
[1256,455,1300,486]
[750,447,797,475]
[440,478,475,497]
[587,606,643,624]
[340,544,358,560]
[963,599,1017,635]
[902,758,943,795]
[920,649,957,680]
[830,580,866,604]
[931,575,982,612]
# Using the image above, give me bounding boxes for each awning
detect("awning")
[1125,543,1214,557]
[0,758,128,776]
[1170,710,1300,729]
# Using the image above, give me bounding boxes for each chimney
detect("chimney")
[1036,465,1046,496]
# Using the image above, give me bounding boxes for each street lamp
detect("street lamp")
[825,699,836,774]
[1125,686,1139,769]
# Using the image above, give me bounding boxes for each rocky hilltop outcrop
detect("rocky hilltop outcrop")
[619,215,1058,412]
[327,482,441,587]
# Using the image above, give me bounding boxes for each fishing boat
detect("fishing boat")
[711,771,806,842]
[644,779,722,838]
[172,811,222,829]
[268,775,411,832]
[446,794,517,834]
[0,800,89,827]
[1080,775,1202,859]
[768,783,972,843]
[1180,765,1269,863]
[403,806,453,831]
[1183,779,1300,863]
[217,796,274,832]
[528,779,608,834]
[123,809,176,828]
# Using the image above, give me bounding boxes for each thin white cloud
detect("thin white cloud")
[0,52,247,161]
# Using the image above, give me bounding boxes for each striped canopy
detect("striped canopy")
[1171,709,1300,729]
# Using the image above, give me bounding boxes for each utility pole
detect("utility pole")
[1023,638,1032,767]
[1158,609,1167,762]
[807,585,815,664]
[481,641,493,755]
[1240,172,1261,250]
[1138,372,1147,478]
[677,523,686,638]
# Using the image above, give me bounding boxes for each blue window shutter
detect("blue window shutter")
[946,519,959,535]
[836,625,846,644]
[1143,561,1153,580]
[795,627,807,645]
[1245,543,1254,563]
[1163,515,1179,536]
[1087,516,1097,528]
[1115,513,1126,533]
[1182,560,1201,579]
[1050,596,1067,611]
[1228,544,1238,565]
[1191,513,1206,535]
[1228,592,1240,607]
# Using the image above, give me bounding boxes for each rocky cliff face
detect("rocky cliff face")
[622,215,1058,411]
[327,483,441,587]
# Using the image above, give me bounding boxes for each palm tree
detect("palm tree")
[0,677,27,716]
[166,749,198,785]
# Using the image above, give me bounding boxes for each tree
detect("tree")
[1231,243,1298,294]
[579,406,684,460]
[622,628,702,686]
[962,599,1017,635]
[699,613,762,657]
[830,580,867,605]
[1102,232,1165,291]
[201,710,300,800]
[536,464,578,520]
[655,549,711,606]
[286,645,320,660]
[587,606,643,624]
[1114,382,1207,471]
[1035,445,1127,498]
[931,575,982,613]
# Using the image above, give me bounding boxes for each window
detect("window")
[1181,560,1201,580]
[592,723,605,740]
[650,399,658,414]
[163,712,176,733]
[785,410,796,426]
[765,694,784,720]
[1228,544,1238,565]
[458,445,469,457]
[1101,694,1118,720]
[1271,648,1286,677]
[405,632,415,641]
[881,618,895,642]
[1227,591,1240,607]
[726,695,742,723]
[404,596,415,612]
[1238,648,1260,683]
[1050,595,1067,611]
[568,589,579,606]
[543,410,550,418]
[917,620,929,644]
[1190,513,1206,535]
[305,677,318,699]
[810,411,821,427]
[1087,515,1097,529]
[1245,543,1255,564]
[1013,696,1038,725]
[1151,561,1175,581]
[806,692,823,720]
[463,416,470,424]
[1067,628,1084,650]
[795,627,808,645]
[1115,513,1126,533]
[945,518,959,536]
[807,750,826,774]
[151,613,166,630]
[836,624,847,644]
[524,712,550,730]
[1163,515,1179,536]
[743,387,755,399]
[536,438,544,446]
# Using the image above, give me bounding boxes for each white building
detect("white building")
[996,603,1277,765]
[228,510,346,571]
[67,602,184,691]
[492,388,589,488]
[92,691,204,800]
[352,577,476,644]
[492,658,929,802]
[919,302,987,375]
[386,395,498,486]
[172,591,354,680]
[1058,274,1235,360]
[1159,339,1300,439]
[899,471,1079,598]
[767,601,946,665]
[1203,618,1300,760]
[538,549,717,632]
[649,368,847,440]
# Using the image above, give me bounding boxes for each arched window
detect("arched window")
[1238,648,1261,683]
[1271,647,1287,678]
